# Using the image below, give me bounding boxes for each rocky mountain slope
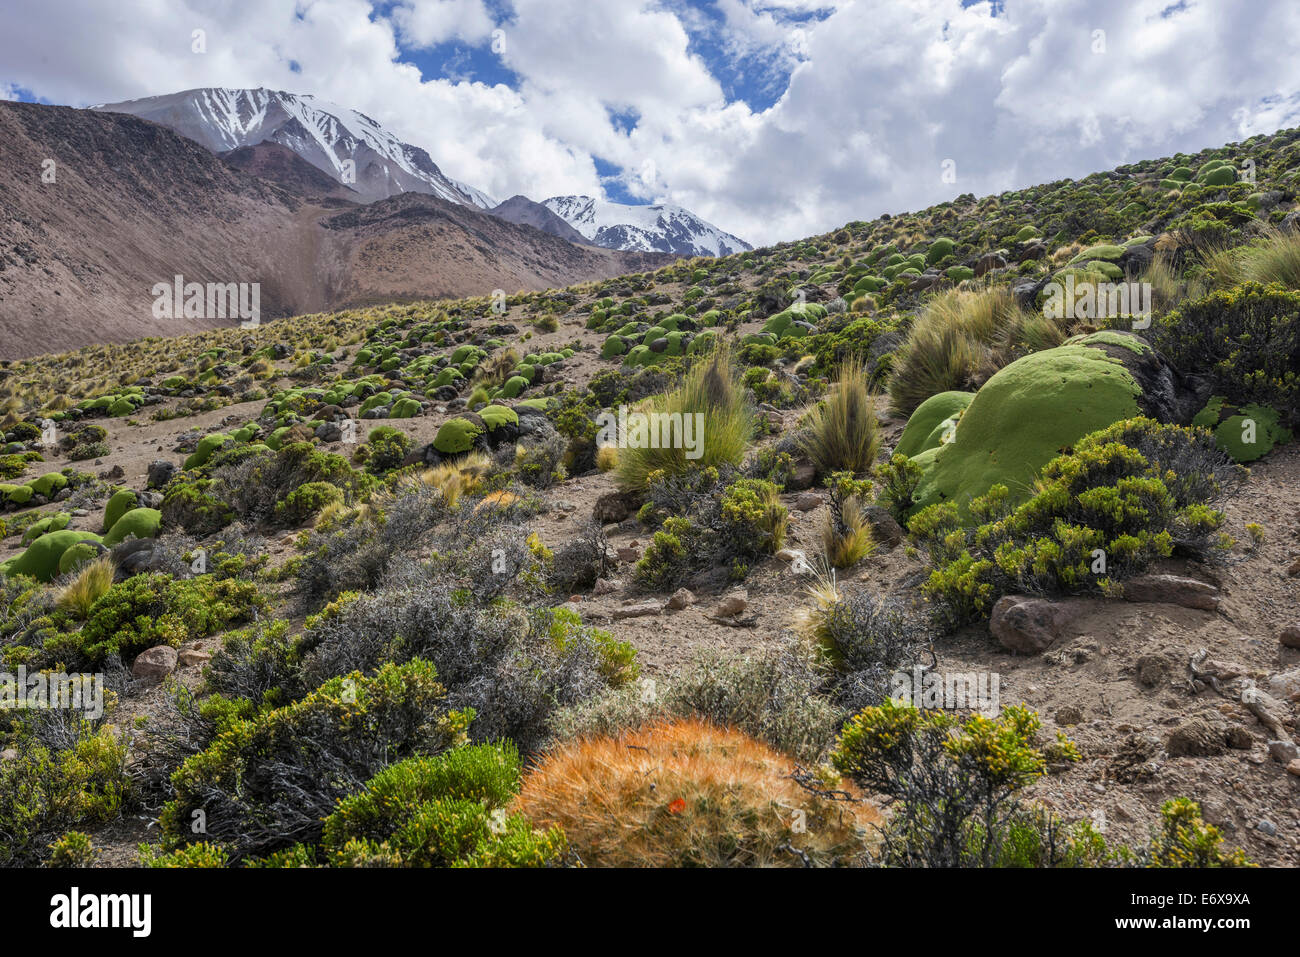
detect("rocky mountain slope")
[0,101,670,358]
[93,87,753,257]
[487,194,591,245]
[543,194,752,257]
[94,87,495,207]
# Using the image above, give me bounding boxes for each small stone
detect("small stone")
[1055,705,1083,726]
[611,601,661,620]
[786,462,817,491]
[863,506,904,549]
[1122,574,1219,611]
[1287,759,1300,778]
[990,595,1075,654]
[132,645,178,680]
[1287,557,1300,578]
[1266,667,1300,699]
[1135,654,1168,687]
[1165,716,1228,757]
[1280,625,1300,649]
[667,588,696,610]
[715,591,748,618]
[1257,819,1277,837]
[594,490,642,524]
[0,748,17,761]
[592,578,620,596]
[177,649,211,668]
[616,546,640,563]
[793,492,821,511]
[1267,739,1299,764]
[1226,726,1253,750]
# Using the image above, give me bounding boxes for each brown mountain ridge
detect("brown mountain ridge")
[0,101,671,359]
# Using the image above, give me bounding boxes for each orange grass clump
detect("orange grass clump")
[513,718,880,867]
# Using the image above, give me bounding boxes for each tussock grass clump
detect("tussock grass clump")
[887,287,1036,415]
[513,718,877,867]
[409,451,492,507]
[817,473,876,569]
[614,344,754,491]
[55,555,116,620]
[798,357,881,475]
[1203,226,1300,290]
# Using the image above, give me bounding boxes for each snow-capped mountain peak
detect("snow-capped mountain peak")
[93,87,495,208]
[542,195,751,258]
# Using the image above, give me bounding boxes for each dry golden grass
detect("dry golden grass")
[410,451,492,507]
[514,718,878,867]
[594,444,619,471]
[56,555,116,620]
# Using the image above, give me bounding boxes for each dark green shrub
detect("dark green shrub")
[0,730,130,866]
[160,659,473,860]
[316,744,566,867]
[1152,282,1300,424]
[910,418,1239,625]
[831,700,1062,866]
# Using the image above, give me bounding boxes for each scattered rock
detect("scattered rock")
[1135,654,1169,687]
[132,645,178,680]
[178,649,212,668]
[1055,705,1083,725]
[1257,819,1278,837]
[973,252,1007,277]
[786,462,817,491]
[1288,759,1300,778]
[615,546,640,563]
[1165,716,1228,757]
[0,748,17,761]
[592,578,620,596]
[1226,726,1254,750]
[667,588,696,610]
[1267,739,1299,764]
[989,595,1075,654]
[1122,574,1219,611]
[611,601,662,620]
[593,490,642,524]
[863,505,904,548]
[775,548,815,575]
[792,492,821,512]
[1286,556,1300,577]
[715,590,749,618]
[1280,625,1300,649]
[1266,667,1300,699]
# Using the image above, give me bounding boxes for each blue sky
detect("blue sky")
[3,1,1300,245]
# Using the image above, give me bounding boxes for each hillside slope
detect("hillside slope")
[1,124,1297,869]
[0,102,671,358]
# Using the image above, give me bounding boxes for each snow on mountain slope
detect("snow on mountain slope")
[93,88,496,208]
[542,195,752,258]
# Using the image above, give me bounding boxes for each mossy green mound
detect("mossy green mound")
[1193,396,1293,463]
[478,405,518,431]
[896,391,975,459]
[102,507,162,547]
[433,417,483,455]
[911,343,1143,517]
[184,434,233,471]
[1,529,104,582]
[29,473,68,498]
[58,540,105,576]
[103,488,139,533]
[390,397,422,418]
[22,512,71,545]
[500,375,529,399]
